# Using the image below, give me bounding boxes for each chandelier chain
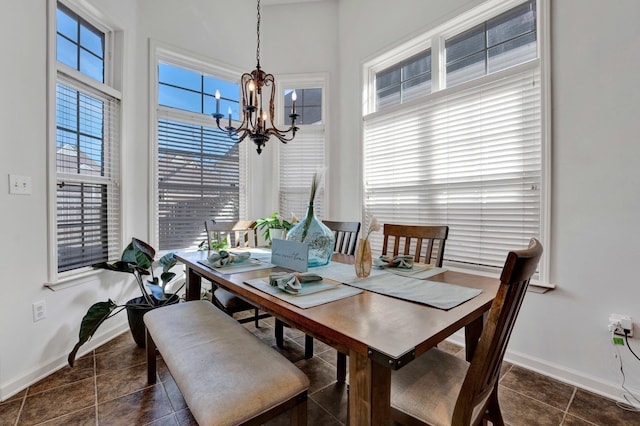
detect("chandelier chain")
[256,0,261,67]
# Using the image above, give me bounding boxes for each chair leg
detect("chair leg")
[304,335,313,359]
[145,329,157,385]
[485,387,505,426]
[254,308,260,328]
[337,351,347,383]
[275,319,285,348]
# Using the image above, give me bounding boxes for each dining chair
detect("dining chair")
[390,238,543,426]
[208,220,270,328]
[323,220,362,256]
[382,223,449,266]
[275,220,361,360]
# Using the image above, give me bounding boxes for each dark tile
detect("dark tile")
[145,413,179,426]
[0,399,22,426]
[97,363,152,403]
[437,340,463,355]
[29,356,94,394]
[161,376,188,412]
[38,406,96,426]
[561,414,597,425]
[568,389,640,425]
[18,377,95,425]
[500,365,575,410]
[309,382,349,424]
[497,384,565,426]
[174,407,198,426]
[95,340,147,374]
[316,349,345,369]
[98,384,172,426]
[264,397,343,426]
[95,331,137,354]
[295,357,338,394]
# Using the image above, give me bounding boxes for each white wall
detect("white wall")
[335,0,640,400]
[2,0,640,404]
[0,0,339,400]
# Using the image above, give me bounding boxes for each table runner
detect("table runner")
[244,278,363,309]
[311,261,481,310]
[198,259,274,274]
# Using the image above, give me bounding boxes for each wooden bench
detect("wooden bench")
[144,300,309,425]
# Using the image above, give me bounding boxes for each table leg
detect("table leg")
[465,311,486,361]
[348,350,391,426]
[185,266,202,301]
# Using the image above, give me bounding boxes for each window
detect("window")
[446,0,537,87]
[376,50,432,110]
[278,76,327,220]
[363,0,550,284]
[51,2,121,276]
[156,61,244,251]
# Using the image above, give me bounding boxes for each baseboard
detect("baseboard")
[0,323,129,402]
[446,334,639,403]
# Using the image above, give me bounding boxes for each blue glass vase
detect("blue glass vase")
[286,203,335,267]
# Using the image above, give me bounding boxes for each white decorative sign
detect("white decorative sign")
[271,239,308,272]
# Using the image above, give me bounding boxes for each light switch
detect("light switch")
[9,174,32,195]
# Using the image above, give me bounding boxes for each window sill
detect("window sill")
[445,265,555,293]
[44,269,102,291]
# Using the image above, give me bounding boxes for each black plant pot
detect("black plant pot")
[125,294,180,348]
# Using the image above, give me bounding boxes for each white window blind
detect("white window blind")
[279,128,326,220]
[364,64,541,272]
[157,114,240,251]
[56,73,121,272]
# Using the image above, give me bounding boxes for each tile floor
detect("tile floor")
[2,313,640,426]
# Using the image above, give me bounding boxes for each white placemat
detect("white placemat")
[345,274,482,310]
[244,277,363,309]
[382,265,447,280]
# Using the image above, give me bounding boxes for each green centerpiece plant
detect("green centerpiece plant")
[254,212,297,243]
[67,238,184,367]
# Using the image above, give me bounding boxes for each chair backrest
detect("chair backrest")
[323,220,361,255]
[204,220,256,249]
[381,224,449,266]
[453,238,543,425]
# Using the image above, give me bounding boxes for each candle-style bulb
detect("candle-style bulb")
[291,90,297,115]
[215,90,220,100]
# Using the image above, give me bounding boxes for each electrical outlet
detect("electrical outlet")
[608,314,633,337]
[32,301,46,322]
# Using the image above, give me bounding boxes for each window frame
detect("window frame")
[275,73,329,219]
[361,0,552,287]
[149,41,249,251]
[46,0,123,286]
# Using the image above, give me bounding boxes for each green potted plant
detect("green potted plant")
[254,212,297,243]
[67,238,184,367]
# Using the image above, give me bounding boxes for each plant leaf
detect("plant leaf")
[158,252,177,273]
[67,300,118,367]
[161,271,176,286]
[146,283,166,301]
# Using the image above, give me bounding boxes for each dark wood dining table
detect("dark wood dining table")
[176,250,500,426]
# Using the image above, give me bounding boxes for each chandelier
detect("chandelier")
[212,0,299,154]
